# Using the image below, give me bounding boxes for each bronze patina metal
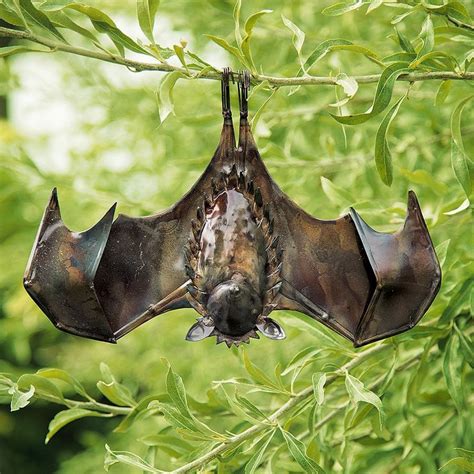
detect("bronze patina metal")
[24,69,441,347]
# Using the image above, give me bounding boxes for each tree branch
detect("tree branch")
[1,26,473,87]
[446,15,474,32]
[172,344,390,474]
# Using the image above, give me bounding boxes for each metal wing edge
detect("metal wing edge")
[23,188,118,343]
[350,190,442,347]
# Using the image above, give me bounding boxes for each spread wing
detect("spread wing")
[24,121,237,342]
[239,121,441,347]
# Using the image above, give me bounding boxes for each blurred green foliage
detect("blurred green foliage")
[0,0,473,472]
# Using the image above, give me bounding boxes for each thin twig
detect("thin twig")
[171,344,388,474]
[446,15,474,32]
[1,26,473,86]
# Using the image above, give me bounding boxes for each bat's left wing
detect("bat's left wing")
[24,111,238,342]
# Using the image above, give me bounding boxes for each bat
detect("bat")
[24,69,441,348]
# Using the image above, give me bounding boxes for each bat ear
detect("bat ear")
[185,319,215,342]
[256,317,286,340]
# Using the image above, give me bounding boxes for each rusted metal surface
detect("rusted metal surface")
[24,69,441,347]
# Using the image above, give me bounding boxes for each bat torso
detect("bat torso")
[183,166,283,342]
[198,189,266,294]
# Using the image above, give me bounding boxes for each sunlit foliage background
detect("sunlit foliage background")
[0,0,472,473]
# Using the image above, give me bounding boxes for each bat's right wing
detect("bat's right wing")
[274,191,441,347]
[239,118,441,347]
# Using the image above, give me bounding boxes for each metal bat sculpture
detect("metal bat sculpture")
[24,69,441,348]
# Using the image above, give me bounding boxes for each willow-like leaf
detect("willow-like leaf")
[137,0,160,44]
[450,95,474,198]
[374,93,406,186]
[46,408,110,444]
[330,63,409,125]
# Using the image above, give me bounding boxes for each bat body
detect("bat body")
[24,70,441,347]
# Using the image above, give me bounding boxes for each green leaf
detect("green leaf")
[282,347,320,376]
[320,176,353,205]
[440,448,474,471]
[284,312,349,349]
[435,240,450,269]
[46,408,109,444]
[330,44,383,66]
[395,28,415,54]
[97,363,136,407]
[19,0,65,40]
[450,95,474,198]
[280,428,325,473]
[242,349,284,392]
[322,0,364,16]
[443,198,470,216]
[173,44,188,71]
[391,8,416,25]
[235,391,270,422]
[440,457,474,472]
[399,168,448,195]
[162,359,191,418]
[0,45,50,57]
[150,401,199,432]
[244,429,276,474]
[139,434,194,457]
[241,10,272,71]
[218,385,262,424]
[9,384,35,412]
[367,0,383,14]
[281,14,305,68]
[0,4,26,26]
[417,15,434,59]
[104,444,162,473]
[114,394,165,433]
[312,372,326,406]
[205,34,245,63]
[423,1,472,22]
[157,71,182,123]
[47,10,98,41]
[345,372,384,430]
[409,51,458,69]
[454,448,474,463]
[233,0,242,46]
[329,73,358,107]
[331,62,409,125]
[37,368,91,400]
[17,374,65,403]
[137,0,160,44]
[439,279,473,325]
[250,87,278,132]
[443,333,465,412]
[299,39,352,75]
[454,324,474,368]
[374,93,406,186]
[435,80,452,106]
[64,4,148,56]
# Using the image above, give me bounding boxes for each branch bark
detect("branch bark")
[1,26,473,87]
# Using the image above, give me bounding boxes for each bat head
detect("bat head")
[207,275,262,337]
[185,274,286,346]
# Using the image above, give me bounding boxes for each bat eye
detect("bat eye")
[185,320,214,342]
[256,317,286,340]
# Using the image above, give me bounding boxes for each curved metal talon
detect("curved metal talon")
[238,70,251,119]
[221,67,234,121]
